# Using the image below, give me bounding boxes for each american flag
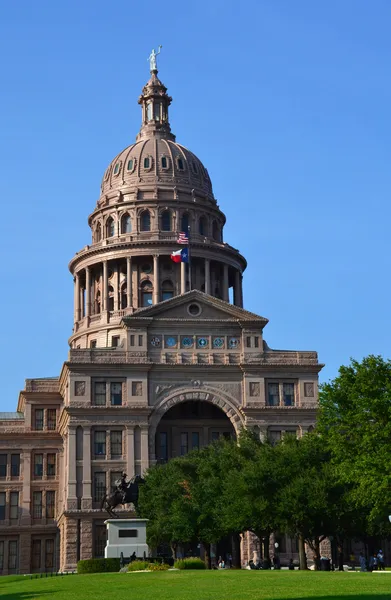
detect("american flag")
[177,232,189,244]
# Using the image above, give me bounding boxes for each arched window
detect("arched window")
[212,220,220,241]
[121,213,132,234]
[140,210,151,232]
[161,210,171,231]
[199,216,207,236]
[181,213,189,232]
[95,291,101,314]
[161,280,174,302]
[121,283,127,309]
[95,222,102,242]
[140,280,153,307]
[108,286,114,311]
[106,217,115,238]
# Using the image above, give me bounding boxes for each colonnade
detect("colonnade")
[73,255,244,323]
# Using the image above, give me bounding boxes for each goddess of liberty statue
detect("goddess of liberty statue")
[148,46,162,71]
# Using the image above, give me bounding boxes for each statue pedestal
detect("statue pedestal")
[104,519,149,559]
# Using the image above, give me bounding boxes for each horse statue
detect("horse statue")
[101,473,145,518]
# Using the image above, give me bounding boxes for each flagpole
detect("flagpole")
[188,225,192,291]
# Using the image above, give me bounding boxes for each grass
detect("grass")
[1,570,391,600]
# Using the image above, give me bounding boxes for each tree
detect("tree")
[319,355,391,526]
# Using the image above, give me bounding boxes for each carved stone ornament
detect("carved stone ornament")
[74,381,86,397]
[304,382,314,397]
[249,382,260,397]
[132,381,143,396]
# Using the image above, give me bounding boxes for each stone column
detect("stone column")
[74,273,81,322]
[180,262,186,294]
[223,263,229,302]
[66,428,77,509]
[234,270,243,308]
[85,267,91,317]
[205,259,210,295]
[126,257,132,308]
[140,427,149,473]
[114,263,119,311]
[81,427,92,510]
[21,451,31,524]
[126,427,135,479]
[103,260,108,311]
[80,520,93,561]
[153,255,159,304]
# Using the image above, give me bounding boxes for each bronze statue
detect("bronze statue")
[101,473,145,518]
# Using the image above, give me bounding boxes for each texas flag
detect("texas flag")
[171,247,189,263]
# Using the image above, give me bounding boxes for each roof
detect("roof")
[0,412,24,420]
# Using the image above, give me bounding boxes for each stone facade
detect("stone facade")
[0,64,322,574]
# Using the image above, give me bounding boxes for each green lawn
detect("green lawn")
[1,570,391,600]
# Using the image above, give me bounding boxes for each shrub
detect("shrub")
[149,562,169,571]
[128,560,150,572]
[77,558,120,574]
[174,557,206,570]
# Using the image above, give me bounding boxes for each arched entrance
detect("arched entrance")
[148,387,245,463]
[155,400,235,463]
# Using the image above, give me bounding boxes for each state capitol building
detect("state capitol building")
[0,58,322,574]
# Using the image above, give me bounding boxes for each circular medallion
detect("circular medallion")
[182,337,193,348]
[165,337,177,348]
[229,337,240,349]
[197,337,208,348]
[150,337,161,347]
[213,337,224,349]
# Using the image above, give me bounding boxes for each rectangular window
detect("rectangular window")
[223,432,231,440]
[0,541,4,572]
[112,336,120,347]
[45,539,54,569]
[47,409,57,431]
[94,382,106,406]
[93,472,106,502]
[211,432,220,441]
[130,335,135,346]
[110,471,122,493]
[283,383,295,406]
[110,382,122,406]
[94,523,107,558]
[159,432,168,463]
[34,409,44,430]
[46,491,55,518]
[8,540,18,571]
[0,455,6,478]
[34,454,43,478]
[283,429,297,440]
[31,540,41,570]
[191,432,200,450]
[33,491,43,519]
[269,430,282,446]
[47,454,56,477]
[180,433,188,456]
[254,336,259,348]
[90,340,97,348]
[94,431,106,456]
[11,454,20,477]
[0,493,5,520]
[138,335,143,346]
[110,431,122,456]
[10,492,19,520]
[246,336,251,348]
[267,383,280,406]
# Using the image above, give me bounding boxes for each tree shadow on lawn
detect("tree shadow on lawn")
[0,592,56,600]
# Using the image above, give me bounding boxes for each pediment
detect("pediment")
[122,290,268,326]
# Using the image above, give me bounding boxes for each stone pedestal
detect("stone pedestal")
[104,519,149,559]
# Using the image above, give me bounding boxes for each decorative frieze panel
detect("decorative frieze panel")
[74,381,86,397]
[304,382,315,397]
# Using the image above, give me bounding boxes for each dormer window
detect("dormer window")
[144,158,150,169]
[161,156,169,169]
[191,162,198,174]
[177,158,184,171]
[127,158,136,172]
[113,162,121,176]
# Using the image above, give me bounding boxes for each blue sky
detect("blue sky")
[0,0,390,410]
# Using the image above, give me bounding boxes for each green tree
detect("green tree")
[319,355,391,525]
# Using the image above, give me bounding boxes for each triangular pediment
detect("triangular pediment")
[122,290,268,326]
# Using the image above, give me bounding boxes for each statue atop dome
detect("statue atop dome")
[148,45,162,72]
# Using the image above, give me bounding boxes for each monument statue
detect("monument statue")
[148,45,162,72]
[101,472,145,518]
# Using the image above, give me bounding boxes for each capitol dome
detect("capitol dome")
[101,138,214,200]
